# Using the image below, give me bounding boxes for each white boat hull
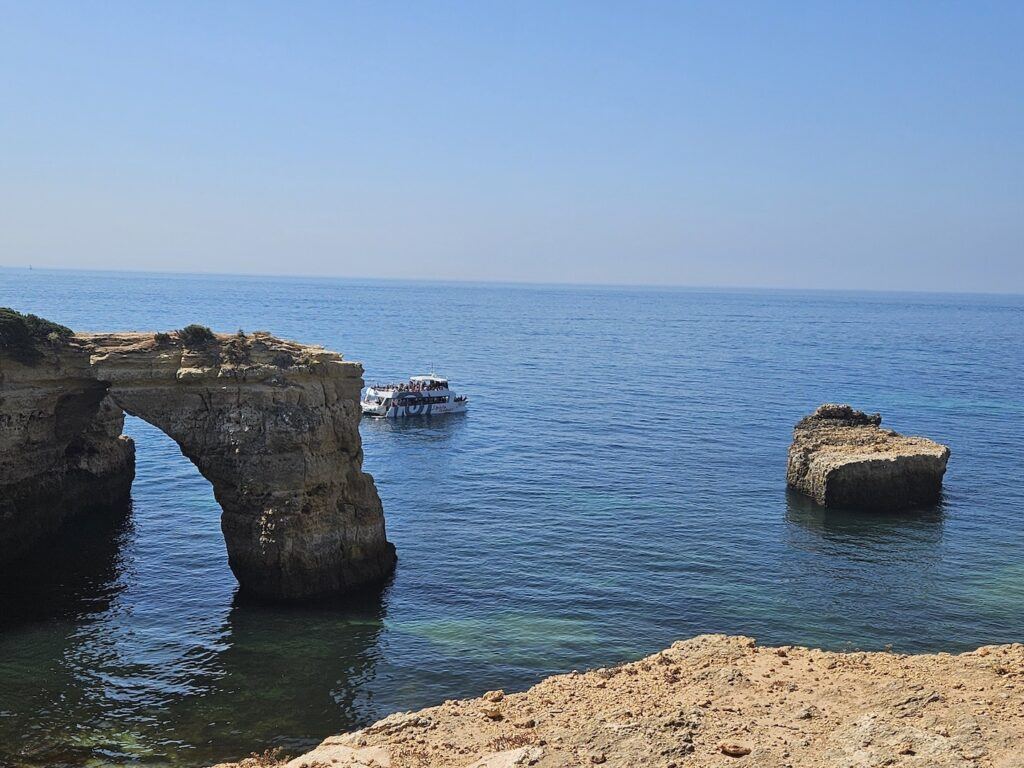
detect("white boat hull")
[362,400,468,418]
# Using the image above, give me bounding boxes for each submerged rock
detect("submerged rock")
[1,326,395,600]
[786,404,950,510]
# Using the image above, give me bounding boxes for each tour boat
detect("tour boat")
[361,374,469,418]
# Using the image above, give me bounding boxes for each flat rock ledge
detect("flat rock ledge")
[786,404,950,511]
[213,633,1024,768]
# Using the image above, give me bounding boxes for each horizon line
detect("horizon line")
[1,263,1022,299]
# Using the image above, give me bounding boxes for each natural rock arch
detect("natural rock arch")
[0,329,395,601]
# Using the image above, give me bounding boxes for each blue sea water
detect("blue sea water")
[0,268,1022,767]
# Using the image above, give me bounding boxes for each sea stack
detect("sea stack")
[786,404,950,511]
[0,311,395,600]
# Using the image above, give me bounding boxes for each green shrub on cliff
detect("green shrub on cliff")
[0,307,74,364]
[176,324,216,346]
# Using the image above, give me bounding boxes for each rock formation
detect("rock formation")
[0,341,134,563]
[786,404,950,511]
[212,634,1024,768]
[1,318,394,600]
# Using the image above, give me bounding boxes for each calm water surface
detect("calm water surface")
[1,269,1022,767]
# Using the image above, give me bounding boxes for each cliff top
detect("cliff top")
[1,310,358,379]
[76,329,346,369]
[215,633,1024,768]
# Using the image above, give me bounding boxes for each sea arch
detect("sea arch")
[0,330,395,601]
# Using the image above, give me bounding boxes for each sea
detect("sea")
[0,268,1022,767]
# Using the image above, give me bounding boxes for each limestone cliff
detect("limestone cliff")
[786,404,950,511]
[0,341,134,562]
[0,324,394,600]
[213,634,1024,768]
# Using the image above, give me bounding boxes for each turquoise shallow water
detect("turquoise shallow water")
[1,268,1023,767]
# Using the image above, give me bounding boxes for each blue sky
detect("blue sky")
[1,1,1021,291]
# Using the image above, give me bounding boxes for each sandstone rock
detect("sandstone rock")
[786,404,950,510]
[0,342,134,562]
[719,742,752,757]
[215,634,1024,768]
[1,328,395,600]
[468,746,544,768]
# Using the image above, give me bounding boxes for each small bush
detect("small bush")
[0,307,73,364]
[176,324,216,346]
[153,331,173,346]
[271,352,294,369]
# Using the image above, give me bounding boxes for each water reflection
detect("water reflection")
[785,488,945,553]
[163,588,390,765]
[0,579,390,767]
[361,411,468,442]
[0,500,133,629]
[0,502,137,768]
[779,489,948,652]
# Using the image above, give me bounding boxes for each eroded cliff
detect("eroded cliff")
[0,341,134,562]
[0,323,394,599]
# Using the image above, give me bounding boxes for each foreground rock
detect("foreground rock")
[214,634,1024,768]
[787,404,950,511]
[1,319,394,599]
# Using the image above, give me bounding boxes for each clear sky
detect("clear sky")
[1,2,1021,291]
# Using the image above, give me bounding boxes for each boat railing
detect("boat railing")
[370,382,450,393]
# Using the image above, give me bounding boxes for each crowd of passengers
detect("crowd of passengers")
[372,381,447,393]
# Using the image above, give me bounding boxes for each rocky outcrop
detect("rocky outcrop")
[0,343,134,562]
[213,634,1024,768]
[1,327,394,600]
[787,404,950,511]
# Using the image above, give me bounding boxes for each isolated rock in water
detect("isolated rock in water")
[787,404,950,510]
[0,324,394,600]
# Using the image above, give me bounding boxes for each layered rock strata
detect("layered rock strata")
[0,344,134,562]
[1,330,394,599]
[214,634,1024,768]
[787,404,950,511]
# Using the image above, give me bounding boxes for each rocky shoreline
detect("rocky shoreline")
[215,634,1023,768]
